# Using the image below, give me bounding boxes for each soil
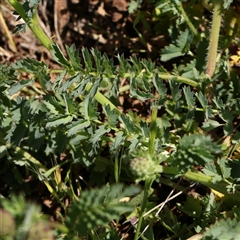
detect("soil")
[0,0,165,66]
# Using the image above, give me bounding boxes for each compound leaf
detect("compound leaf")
[50,42,72,69]
[8,79,34,96]
[46,115,73,128]
[160,29,192,62]
[66,44,82,71]
[66,184,140,236]
[183,86,195,108]
[67,120,90,137]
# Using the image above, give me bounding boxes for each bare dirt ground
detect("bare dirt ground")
[0,0,165,66]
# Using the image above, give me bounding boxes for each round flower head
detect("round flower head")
[129,152,158,182]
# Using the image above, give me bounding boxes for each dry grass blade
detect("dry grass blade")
[0,6,17,52]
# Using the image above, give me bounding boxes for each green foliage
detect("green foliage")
[129,151,159,182]
[12,0,41,34]
[160,29,193,61]
[203,218,240,239]
[0,195,55,240]
[0,209,15,239]
[128,0,140,13]
[177,195,202,219]
[223,0,234,9]
[66,184,140,237]
[2,0,240,239]
[172,134,222,173]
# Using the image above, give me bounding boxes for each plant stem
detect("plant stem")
[134,176,154,240]
[149,106,158,156]
[114,147,123,183]
[85,82,121,114]
[8,0,52,50]
[158,74,198,87]
[90,72,198,87]
[201,0,213,11]
[5,143,47,170]
[4,143,66,208]
[8,0,27,20]
[119,85,130,93]
[30,11,52,50]
[206,0,222,78]
[176,2,201,40]
[157,165,240,202]
[8,0,199,90]
[181,105,219,114]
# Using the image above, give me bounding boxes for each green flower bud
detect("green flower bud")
[129,154,158,182]
[0,209,16,237]
[27,221,54,240]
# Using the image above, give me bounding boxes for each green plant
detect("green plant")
[1,0,240,239]
[0,195,56,240]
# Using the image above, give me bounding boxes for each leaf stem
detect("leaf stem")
[8,0,199,90]
[206,0,222,78]
[149,107,158,156]
[8,0,52,50]
[158,74,198,87]
[30,11,52,50]
[134,176,154,240]
[85,82,121,114]
[158,166,240,202]
[105,72,198,91]
[4,143,68,208]
[5,143,47,170]
[8,0,27,20]
[93,156,240,202]
[176,2,201,40]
